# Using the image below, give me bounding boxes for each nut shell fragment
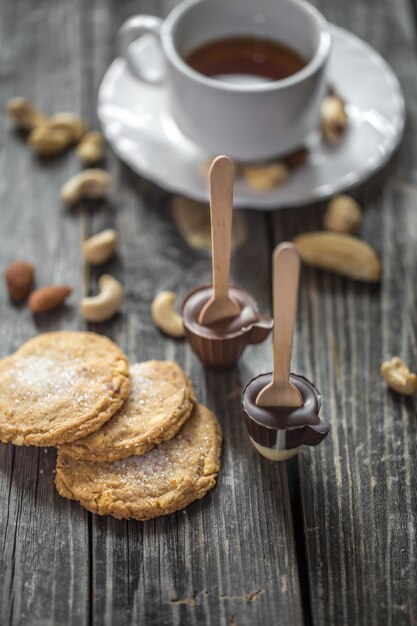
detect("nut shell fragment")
[293,231,381,282]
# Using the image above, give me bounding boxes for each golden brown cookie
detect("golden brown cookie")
[0,331,130,446]
[60,361,195,462]
[55,403,222,520]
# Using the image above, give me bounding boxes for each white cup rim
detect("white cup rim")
[161,0,331,92]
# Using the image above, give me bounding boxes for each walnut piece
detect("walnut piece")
[380,357,417,396]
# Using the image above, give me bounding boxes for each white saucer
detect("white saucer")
[98,25,405,210]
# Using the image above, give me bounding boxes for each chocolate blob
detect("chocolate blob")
[182,285,272,368]
[242,373,331,450]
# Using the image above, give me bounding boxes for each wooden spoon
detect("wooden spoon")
[256,242,303,408]
[198,155,241,325]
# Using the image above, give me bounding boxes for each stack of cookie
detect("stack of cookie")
[0,331,222,521]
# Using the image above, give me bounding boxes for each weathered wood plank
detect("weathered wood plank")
[0,0,91,624]
[81,1,304,625]
[87,164,304,624]
[271,0,417,623]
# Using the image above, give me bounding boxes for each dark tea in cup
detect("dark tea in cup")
[186,36,307,84]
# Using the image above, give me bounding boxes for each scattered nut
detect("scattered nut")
[202,160,243,178]
[324,195,362,234]
[151,291,184,338]
[60,169,111,204]
[83,229,117,265]
[28,125,72,155]
[172,196,246,253]
[80,274,123,322]
[48,112,87,143]
[76,131,104,164]
[293,231,381,282]
[5,97,47,130]
[243,162,290,190]
[28,285,72,313]
[4,260,34,302]
[321,94,348,144]
[380,357,417,396]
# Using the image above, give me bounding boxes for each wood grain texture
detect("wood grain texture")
[0,1,303,625]
[88,163,303,626]
[271,0,417,623]
[0,0,90,625]
[2,0,417,624]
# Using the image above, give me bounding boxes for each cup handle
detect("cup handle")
[116,15,164,84]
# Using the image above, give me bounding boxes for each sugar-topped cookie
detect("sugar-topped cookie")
[0,331,130,446]
[55,403,222,520]
[60,361,195,462]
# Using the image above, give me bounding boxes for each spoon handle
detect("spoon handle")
[272,243,300,385]
[209,155,235,300]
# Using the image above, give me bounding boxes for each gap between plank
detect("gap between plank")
[88,513,94,626]
[408,0,417,36]
[81,209,90,299]
[287,456,313,626]
[264,211,312,624]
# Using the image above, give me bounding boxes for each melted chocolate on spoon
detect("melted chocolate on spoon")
[242,373,331,449]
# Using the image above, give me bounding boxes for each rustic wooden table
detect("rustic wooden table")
[1,0,416,624]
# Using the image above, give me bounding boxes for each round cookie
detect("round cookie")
[55,403,222,521]
[0,331,130,446]
[60,361,196,462]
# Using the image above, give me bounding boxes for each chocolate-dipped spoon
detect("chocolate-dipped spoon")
[256,242,303,408]
[242,243,331,459]
[198,155,241,325]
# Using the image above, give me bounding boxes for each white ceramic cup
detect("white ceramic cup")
[117,0,331,161]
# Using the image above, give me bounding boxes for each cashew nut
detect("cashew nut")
[83,229,117,265]
[172,196,246,253]
[243,162,290,190]
[324,195,362,234]
[321,95,348,144]
[28,125,72,155]
[76,131,104,164]
[60,169,111,204]
[380,357,417,396]
[48,112,87,143]
[151,291,184,338]
[6,97,47,130]
[80,274,123,322]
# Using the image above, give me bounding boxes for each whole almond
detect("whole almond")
[28,285,72,313]
[293,231,381,282]
[4,260,34,302]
